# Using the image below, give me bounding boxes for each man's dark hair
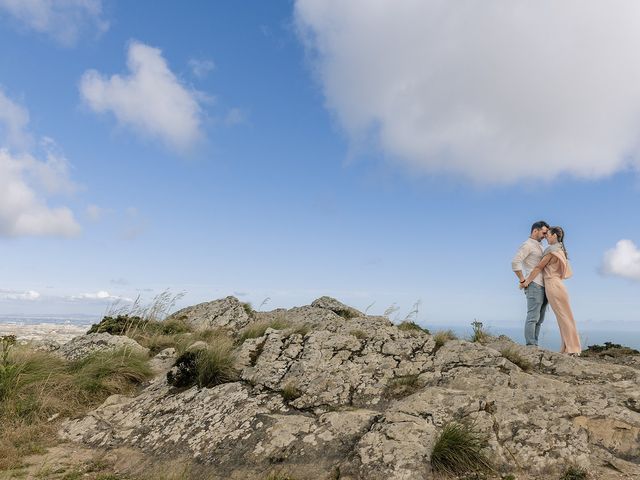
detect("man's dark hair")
[530,221,549,233]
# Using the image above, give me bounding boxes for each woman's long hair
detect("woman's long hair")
[550,226,568,259]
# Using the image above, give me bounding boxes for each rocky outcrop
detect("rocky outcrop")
[60,298,640,480]
[165,296,252,331]
[58,332,148,361]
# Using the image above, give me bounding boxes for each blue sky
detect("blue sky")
[1,1,639,335]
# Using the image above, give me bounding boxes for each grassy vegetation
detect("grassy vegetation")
[334,308,358,320]
[0,337,152,470]
[241,302,255,317]
[287,324,311,337]
[238,319,291,343]
[433,330,458,351]
[581,342,639,358]
[430,421,493,477]
[469,320,490,343]
[500,347,533,372]
[397,321,430,335]
[385,374,423,398]
[281,382,302,402]
[560,465,588,480]
[349,329,367,340]
[166,336,238,389]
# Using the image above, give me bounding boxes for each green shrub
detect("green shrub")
[431,422,492,476]
[160,318,191,335]
[238,319,290,343]
[397,321,430,334]
[242,302,255,317]
[470,320,489,343]
[560,466,588,480]
[385,374,422,398]
[281,383,302,402]
[167,337,237,389]
[288,324,311,337]
[433,330,457,351]
[87,315,150,335]
[350,329,367,340]
[582,342,639,357]
[500,348,533,372]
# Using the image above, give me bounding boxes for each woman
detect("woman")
[522,226,581,355]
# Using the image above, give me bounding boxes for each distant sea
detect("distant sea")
[434,323,640,352]
[0,314,638,352]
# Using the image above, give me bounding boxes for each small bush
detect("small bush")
[238,319,290,343]
[431,422,492,476]
[167,337,237,389]
[470,320,489,343]
[87,315,150,336]
[560,466,588,480]
[350,329,367,340]
[582,342,639,357]
[160,318,191,335]
[500,348,533,372]
[281,383,302,402]
[242,302,255,317]
[288,324,311,337]
[433,330,457,351]
[385,374,422,398]
[397,321,430,335]
[335,308,358,320]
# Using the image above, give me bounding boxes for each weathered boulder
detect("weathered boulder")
[60,298,640,480]
[58,332,148,361]
[165,296,251,331]
[311,296,364,319]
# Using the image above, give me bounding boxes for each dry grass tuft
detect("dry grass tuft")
[431,421,493,476]
[433,330,457,351]
[397,321,430,335]
[500,347,533,372]
[385,374,423,398]
[238,319,291,343]
[167,336,238,389]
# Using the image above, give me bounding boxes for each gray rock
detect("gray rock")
[149,347,177,375]
[59,298,640,480]
[166,296,251,331]
[58,332,148,361]
[311,296,364,319]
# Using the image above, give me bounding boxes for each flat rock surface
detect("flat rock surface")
[58,332,149,361]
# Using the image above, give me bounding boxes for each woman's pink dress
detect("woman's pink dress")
[543,251,581,354]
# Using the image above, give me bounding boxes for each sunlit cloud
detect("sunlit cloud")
[601,239,640,281]
[80,41,205,151]
[295,0,640,183]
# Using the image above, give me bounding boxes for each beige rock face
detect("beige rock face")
[60,297,640,480]
[58,332,149,361]
[165,296,252,331]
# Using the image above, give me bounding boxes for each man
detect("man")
[512,221,549,346]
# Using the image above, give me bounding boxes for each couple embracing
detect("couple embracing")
[511,221,581,356]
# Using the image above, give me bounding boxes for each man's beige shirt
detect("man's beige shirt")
[512,238,544,287]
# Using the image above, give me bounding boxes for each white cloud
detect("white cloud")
[69,290,133,302]
[80,41,205,151]
[0,88,31,149]
[0,0,108,46]
[0,90,81,237]
[0,289,41,301]
[188,58,215,78]
[295,1,640,183]
[601,240,640,281]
